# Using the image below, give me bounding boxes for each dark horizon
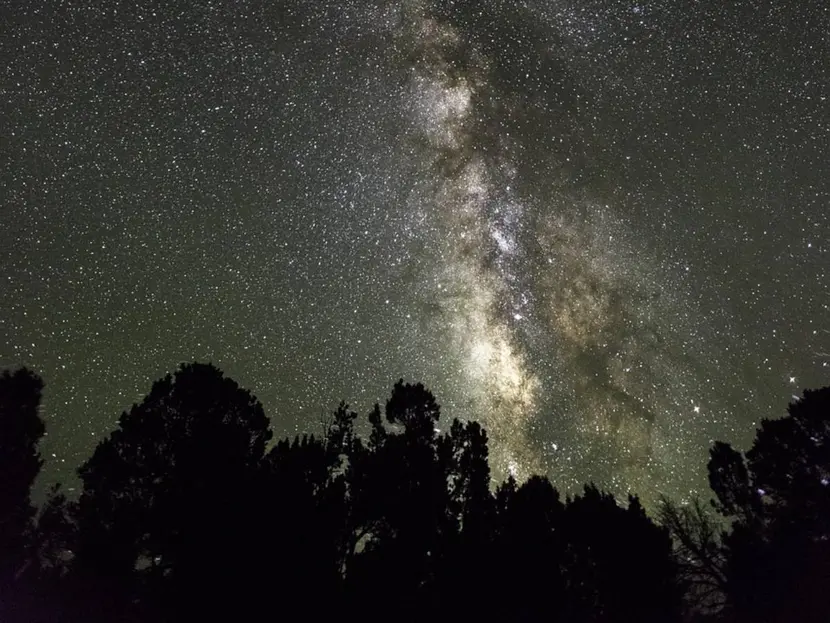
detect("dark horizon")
[1,363,828,622]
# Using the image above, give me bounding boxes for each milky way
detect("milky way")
[2,0,828,504]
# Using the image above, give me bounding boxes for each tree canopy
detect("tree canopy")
[0,362,826,623]
[0,368,45,619]
[707,386,830,623]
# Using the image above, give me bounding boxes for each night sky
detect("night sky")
[2,0,828,504]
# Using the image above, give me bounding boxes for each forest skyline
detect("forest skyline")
[20,360,822,509]
[1,362,828,622]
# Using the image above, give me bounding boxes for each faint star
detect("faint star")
[693,405,700,414]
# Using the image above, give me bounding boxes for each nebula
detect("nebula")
[394,1,760,498]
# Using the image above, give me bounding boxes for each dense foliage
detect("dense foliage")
[0,363,827,622]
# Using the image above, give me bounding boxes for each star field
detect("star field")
[1,0,828,504]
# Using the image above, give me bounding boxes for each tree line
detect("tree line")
[0,363,827,622]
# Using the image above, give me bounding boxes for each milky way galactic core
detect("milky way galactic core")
[2,0,827,502]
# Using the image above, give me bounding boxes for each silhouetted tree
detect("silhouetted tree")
[72,363,271,622]
[493,474,566,621]
[708,442,758,522]
[254,430,348,619]
[432,419,496,620]
[563,485,682,623]
[344,381,456,622]
[708,386,830,623]
[658,495,727,618]
[20,366,822,622]
[0,368,46,620]
[32,485,74,578]
[14,484,78,623]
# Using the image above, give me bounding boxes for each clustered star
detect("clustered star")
[1,0,827,505]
